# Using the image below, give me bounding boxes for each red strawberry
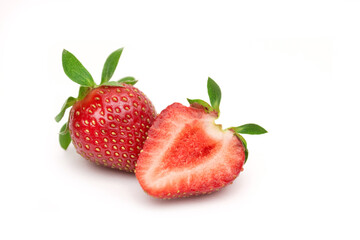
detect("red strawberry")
[55,48,156,172]
[136,78,266,199]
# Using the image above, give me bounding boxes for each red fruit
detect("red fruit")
[136,78,266,199]
[69,84,155,172]
[56,48,156,172]
[136,103,244,197]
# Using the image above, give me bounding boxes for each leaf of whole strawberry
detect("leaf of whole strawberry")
[77,86,91,100]
[59,122,71,150]
[232,124,268,135]
[118,76,138,85]
[101,48,123,84]
[207,77,221,114]
[102,76,138,87]
[102,81,126,87]
[62,50,96,87]
[55,97,77,122]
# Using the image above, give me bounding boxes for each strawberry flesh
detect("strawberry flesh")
[136,103,245,199]
[162,121,221,170]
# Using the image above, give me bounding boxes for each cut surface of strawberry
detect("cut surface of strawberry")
[136,78,267,199]
[136,103,245,198]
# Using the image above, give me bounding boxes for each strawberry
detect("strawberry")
[55,48,156,172]
[135,78,266,199]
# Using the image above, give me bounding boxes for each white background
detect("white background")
[1,0,359,239]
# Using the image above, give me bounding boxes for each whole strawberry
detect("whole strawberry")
[136,78,266,199]
[55,48,156,172]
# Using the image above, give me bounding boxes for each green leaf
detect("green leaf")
[236,132,247,148]
[55,97,77,122]
[232,124,268,135]
[244,148,249,163]
[102,77,138,87]
[77,86,91,100]
[62,49,95,87]
[101,48,123,84]
[207,77,221,113]
[118,76,138,85]
[59,122,69,135]
[234,132,249,163]
[59,122,71,150]
[102,81,126,87]
[187,98,214,113]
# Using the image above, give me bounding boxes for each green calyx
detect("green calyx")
[188,77,267,163]
[55,47,137,150]
[230,124,267,163]
[187,77,221,116]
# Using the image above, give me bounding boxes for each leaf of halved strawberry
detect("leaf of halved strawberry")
[232,124,268,135]
[207,77,221,113]
[186,98,214,113]
[136,78,266,199]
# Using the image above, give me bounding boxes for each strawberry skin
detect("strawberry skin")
[69,84,156,172]
[136,103,245,198]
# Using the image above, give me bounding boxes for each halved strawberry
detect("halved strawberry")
[135,78,266,199]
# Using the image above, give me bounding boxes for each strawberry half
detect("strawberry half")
[136,78,266,199]
[55,48,156,172]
